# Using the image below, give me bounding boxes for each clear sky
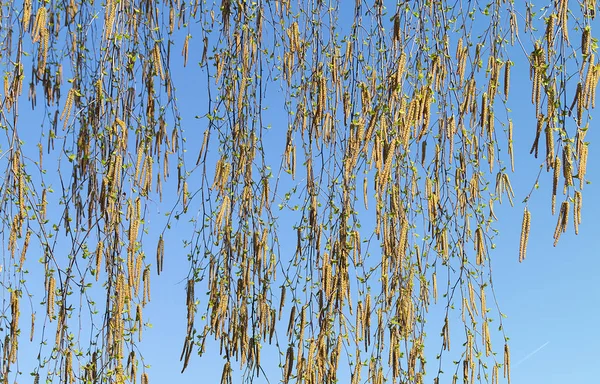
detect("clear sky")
[136,4,600,384]
[137,18,600,384]
[2,2,599,384]
[135,77,600,384]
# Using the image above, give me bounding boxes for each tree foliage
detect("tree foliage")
[0,0,595,383]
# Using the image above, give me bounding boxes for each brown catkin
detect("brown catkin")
[10,291,20,337]
[545,123,554,169]
[136,304,143,341]
[552,155,560,215]
[553,201,569,246]
[157,235,164,275]
[504,61,511,99]
[563,145,573,189]
[279,285,286,320]
[582,27,591,57]
[40,28,49,72]
[575,82,583,125]
[475,227,485,265]
[535,65,542,110]
[560,200,569,233]
[519,208,531,262]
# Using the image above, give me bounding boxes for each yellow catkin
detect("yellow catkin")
[483,319,492,356]
[468,281,478,315]
[135,143,144,186]
[30,312,35,342]
[182,35,190,67]
[48,276,56,318]
[143,267,151,304]
[504,61,511,99]
[562,145,573,189]
[591,65,599,109]
[574,190,582,235]
[508,120,514,172]
[519,208,531,262]
[23,0,32,31]
[183,181,188,209]
[41,188,47,220]
[61,88,75,128]
[578,143,588,188]
[115,117,126,131]
[546,14,556,50]
[95,241,103,280]
[559,0,569,42]
[432,272,437,303]
[583,55,595,107]
[480,285,487,314]
[32,7,47,43]
[134,252,143,296]
[504,343,511,383]
[153,43,165,81]
[19,230,31,268]
[105,0,116,40]
[197,129,210,165]
[143,156,153,195]
[65,350,74,383]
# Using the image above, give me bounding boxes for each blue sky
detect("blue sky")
[138,23,600,384]
[2,2,599,384]
[137,4,600,384]
[136,85,600,383]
